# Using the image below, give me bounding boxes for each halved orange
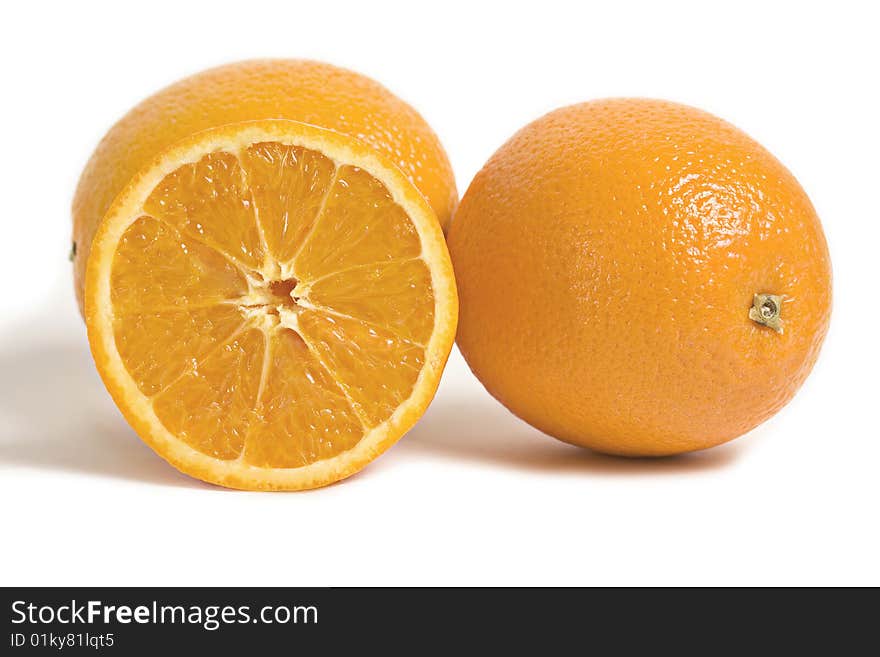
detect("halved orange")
[83,120,458,490]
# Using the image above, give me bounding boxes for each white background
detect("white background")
[1,0,878,586]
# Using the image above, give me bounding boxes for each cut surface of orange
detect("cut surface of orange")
[84,120,457,490]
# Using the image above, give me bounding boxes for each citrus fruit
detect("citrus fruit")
[80,120,457,489]
[448,99,831,456]
[73,59,457,313]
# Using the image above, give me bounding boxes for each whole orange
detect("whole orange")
[72,59,457,312]
[448,99,832,456]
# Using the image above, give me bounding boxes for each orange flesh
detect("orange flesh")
[109,143,434,467]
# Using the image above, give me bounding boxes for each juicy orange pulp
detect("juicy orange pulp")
[106,138,441,477]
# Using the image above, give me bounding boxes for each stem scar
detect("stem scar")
[749,293,784,334]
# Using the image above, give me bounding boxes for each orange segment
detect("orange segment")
[303,258,435,344]
[144,152,265,273]
[153,328,265,460]
[113,305,245,397]
[84,120,457,490]
[293,309,426,427]
[242,329,364,469]
[239,142,337,268]
[110,215,248,312]
[293,165,422,281]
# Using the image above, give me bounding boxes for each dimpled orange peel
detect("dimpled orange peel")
[448,99,831,456]
[74,65,458,490]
